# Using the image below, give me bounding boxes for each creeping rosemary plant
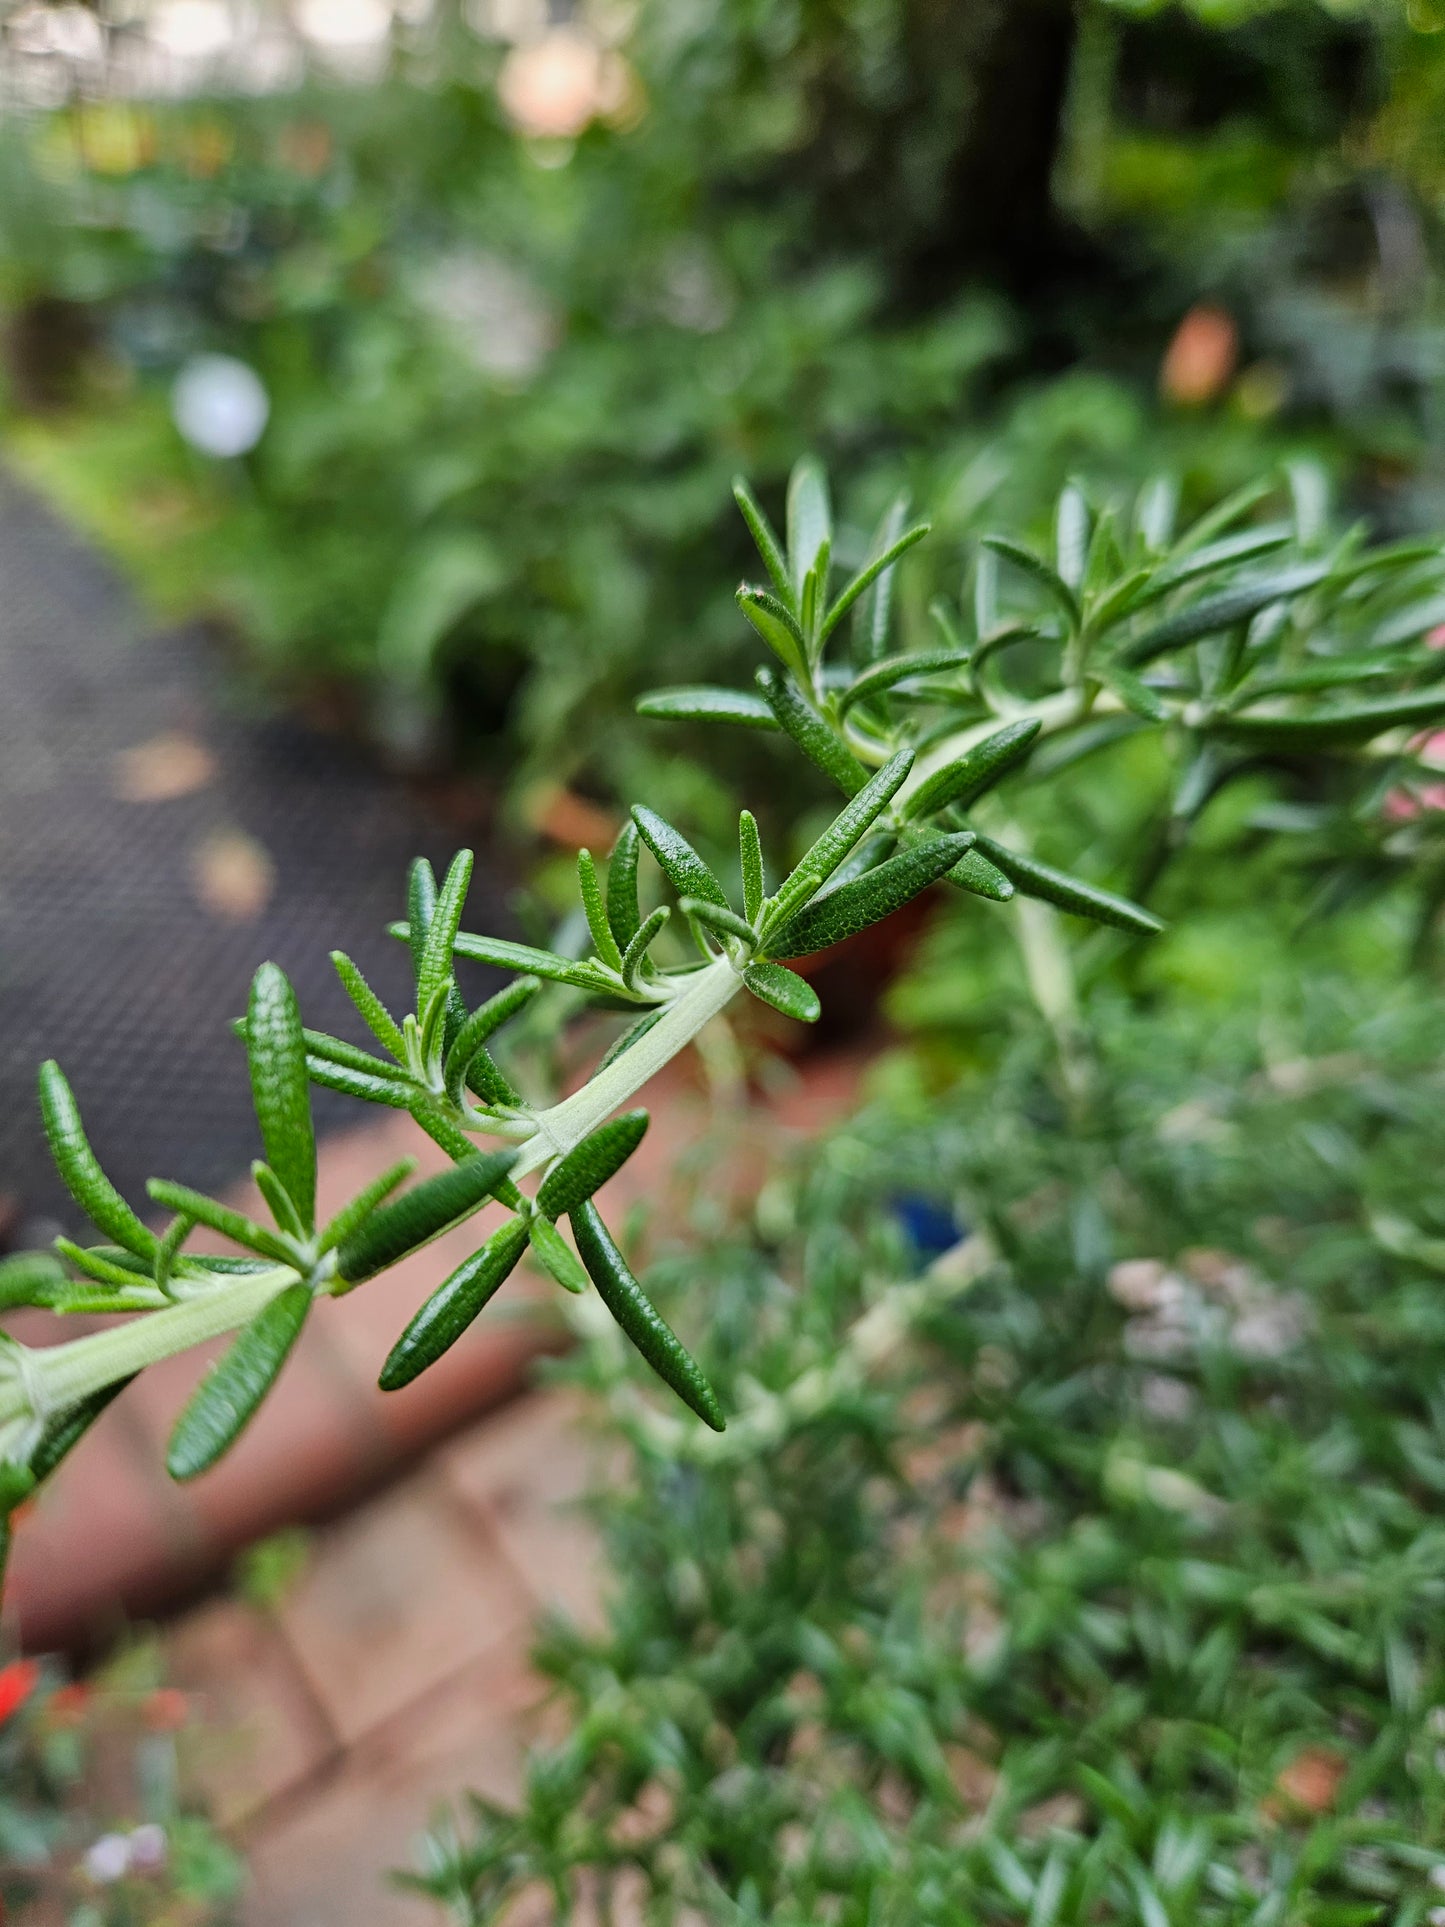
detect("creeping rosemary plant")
[2,459,1445,1587]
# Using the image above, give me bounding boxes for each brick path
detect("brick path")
[164,1387,602,1927]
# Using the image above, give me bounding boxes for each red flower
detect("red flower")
[0,1659,40,1725]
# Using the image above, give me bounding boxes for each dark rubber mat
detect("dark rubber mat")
[0,467,508,1244]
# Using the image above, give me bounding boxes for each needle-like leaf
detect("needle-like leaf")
[333,1150,518,1288]
[39,1062,157,1260]
[246,962,316,1232]
[765,833,974,959]
[636,686,779,729]
[631,806,731,909]
[536,1111,650,1221]
[571,1201,725,1430]
[167,1284,312,1480]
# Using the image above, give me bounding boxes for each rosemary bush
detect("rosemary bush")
[2,462,1444,1597]
[410,978,1445,1924]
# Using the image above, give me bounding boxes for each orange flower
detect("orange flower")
[1161,305,1238,408]
[0,1659,40,1725]
[144,1687,189,1732]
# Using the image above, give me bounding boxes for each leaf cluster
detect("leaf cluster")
[642,462,1445,936]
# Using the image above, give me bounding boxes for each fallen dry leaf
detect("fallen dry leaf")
[190,828,274,922]
[114,731,217,803]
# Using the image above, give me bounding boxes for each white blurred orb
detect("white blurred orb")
[295,0,393,47]
[149,0,234,59]
[498,29,605,140]
[171,355,270,458]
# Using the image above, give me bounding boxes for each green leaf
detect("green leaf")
[780,751,914,906]
[680,897,756,947]
[981,535,1080,629]
[1224,655,1396,702]
[620,905,670,992]
[273,1025,410,1086]
[732,476,793,607]
[743,961,821,1023]
[838,649,972,718]
[1134,474,1179,551]
[246,963,316,1232]
[766,833,974,960]
[418,850,474,1021]
[739,811,765,924]
[1174,476,1274,553]
[407,1101,481,1165]
[1098,664,1168,723]
[293,1026,411,1083]
[1137,525,1293,605]
[1210,687,1445,747]
[820,522,930,644]
[0,1252,67,1310]
[606,821,642,953]
[305,1055,417,1110]
[417,981,451,1067]
[460,1045,522,1109]
[631,806,730,909]
[406,857,438,988]
[318,1158,416,1255]
[737,587,809,680]
[330,952,406,1060]
[334,1150,519,1288]
[422,929,611,994]
[755,667,868,797]
[39,1062,157,1259]
[443,978,541,1106]
[856,493,912,662]
[1118,565,1328,667]
[574,849,623,971]
[31,1378,135,1485]
[528,1216,590,1294]
[53,1239,167,1300]
[1055,483,1089,590]
[901,721,1041,820]
[944,845,1015,901]
[146,1180,298,1266]
[1371,592,1445,649]
[972,834,1163,934]
[378,1215,530,1390]
[166,1283,313,1480]
[636,686,779,730]
[787,456,831,597]
[571,1201,724,1430]
[536,1111,650,1220]
[252,1162,304,1240]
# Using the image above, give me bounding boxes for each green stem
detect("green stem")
[0,1264,295,1431]
[513,956,740,1178]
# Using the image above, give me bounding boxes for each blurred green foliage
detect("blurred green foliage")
[1,0,1443,824]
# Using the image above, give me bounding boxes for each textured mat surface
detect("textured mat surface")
[0,466,507,1241]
